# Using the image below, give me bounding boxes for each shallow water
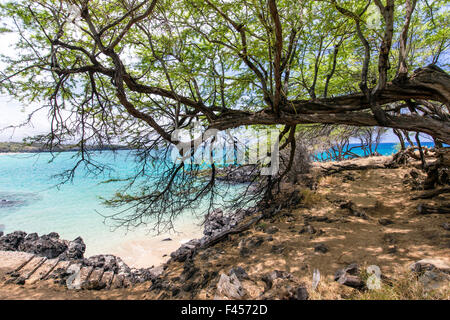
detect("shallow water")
[0,150,205,267]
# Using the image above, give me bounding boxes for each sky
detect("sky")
[0,10,51,142]
[0,94,405,143]
[0,95,50,142]
[0,27,50,142]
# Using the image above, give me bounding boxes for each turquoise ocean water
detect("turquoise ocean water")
[0,150,210,266]
[0,141,436,265]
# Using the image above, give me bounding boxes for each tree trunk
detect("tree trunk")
[393,129,406,150]
[415,132,426,169]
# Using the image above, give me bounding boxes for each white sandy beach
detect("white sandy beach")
[84,222,204,268]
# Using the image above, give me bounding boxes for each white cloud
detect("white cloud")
[0,12,50,142]
[0,95,50,142]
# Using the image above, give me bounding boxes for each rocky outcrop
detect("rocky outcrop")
[0,231,161,290]
[170,207,257,263]
[334,264,365,289]
[204,208,256,238]
[216,165,259,184]
[0,191,301,295]
[203,209,227,237]
[0,231,27,251]
[170,190,303,264]
[0,231,70,259]
[83,255,126,273]
[0,231,88,261]
[59,237,85,260]
[170,239,202,263]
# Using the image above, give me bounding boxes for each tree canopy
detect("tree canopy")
[0,0,449,229]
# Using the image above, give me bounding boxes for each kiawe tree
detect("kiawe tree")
[0,0,449,230]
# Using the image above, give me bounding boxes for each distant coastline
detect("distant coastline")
[0,142,129,154]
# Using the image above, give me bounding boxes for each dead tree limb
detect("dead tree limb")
[417,203,450,215]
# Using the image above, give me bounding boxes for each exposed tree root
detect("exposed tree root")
[417,203,450,215]
[321,163,388,175]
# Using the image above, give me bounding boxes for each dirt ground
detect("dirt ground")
[0,281,149,300]
[1,159,449,299]
[147,161,450,300]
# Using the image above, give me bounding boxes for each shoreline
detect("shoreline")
[0,204,255,274]
[0,149,130,156]
[0,153,449,299]
[93,226,204,269]
[0,152,22,155]
[0,220,204,269]
[0,142,130,155]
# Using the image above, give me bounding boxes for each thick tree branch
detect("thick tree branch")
[397,0,417,79]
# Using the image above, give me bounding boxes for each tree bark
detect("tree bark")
[411,187,450,200]
[417,203,450,215]
[211,66,450,144]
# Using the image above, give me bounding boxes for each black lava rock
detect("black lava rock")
[59,237,85,260]
[314,243,329,253]
[265,226,279,234]
[229,266,250,280]
[378,218,394,226]
[0,231,27,251]
[291,286,309,300]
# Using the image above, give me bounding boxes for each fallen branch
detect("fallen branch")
[199,213,265,248]
[411,187,450,200]
[417,203,450,215]
[320,163,388,175]
[198,204,284,249]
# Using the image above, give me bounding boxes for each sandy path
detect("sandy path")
[147,165,449,299]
